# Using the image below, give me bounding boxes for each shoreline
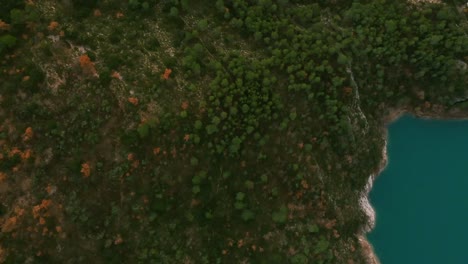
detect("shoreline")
[358,106,468,264]
[358,139,388,264]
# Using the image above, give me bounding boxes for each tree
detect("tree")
[0,34,16,54]
[79,54,97,76]
[169,7,179,17]
[0,20,11,31]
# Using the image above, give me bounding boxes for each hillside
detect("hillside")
[0,0,467,263]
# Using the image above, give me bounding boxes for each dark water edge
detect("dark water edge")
[368,114,468,264]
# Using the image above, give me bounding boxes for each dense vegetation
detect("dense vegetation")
[0,0,466,263]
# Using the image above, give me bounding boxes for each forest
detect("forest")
[0,0,467,263]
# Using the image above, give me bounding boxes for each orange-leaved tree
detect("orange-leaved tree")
[162,68,172,80]
[79,54,97,77]
[22,127,33,141]
[81,162,91,178]
[128,97,139,105]
[0,20,10,31]
[47,21,59,31]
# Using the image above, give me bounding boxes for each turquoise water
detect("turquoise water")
[368,115,468,264]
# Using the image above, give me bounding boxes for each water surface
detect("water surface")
[368,115,468,264]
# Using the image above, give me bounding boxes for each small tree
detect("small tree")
[79,54,97,77]
[0,34,16,54]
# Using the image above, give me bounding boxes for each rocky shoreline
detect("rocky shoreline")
[357,107,404,264]
[358,139,387,264]
[358,106,468,264]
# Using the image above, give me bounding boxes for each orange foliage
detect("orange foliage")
[32,200,53,227]
[41,199,52,209]
[79,54,92,68]
[2,217,17,232]
[21,149,32,160]
[111,71,122,80]
[47,21,59,31]
[324,219,337,230]
[127,153,135,161]
[9,147,21,157]
[153,147,161,155]
[79,54,97,76]
[32,205,41,218]
[181,101,189,110]
[55,226,62,233]
[81,163,91,178]
[128,97,139,105]
[183,134,190,142]
[14,207,25,217]
[0,172,6,183]
[237,239,244,248]
[162,68,172,80]
[116,12,124,18]
[0,20,10,31]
